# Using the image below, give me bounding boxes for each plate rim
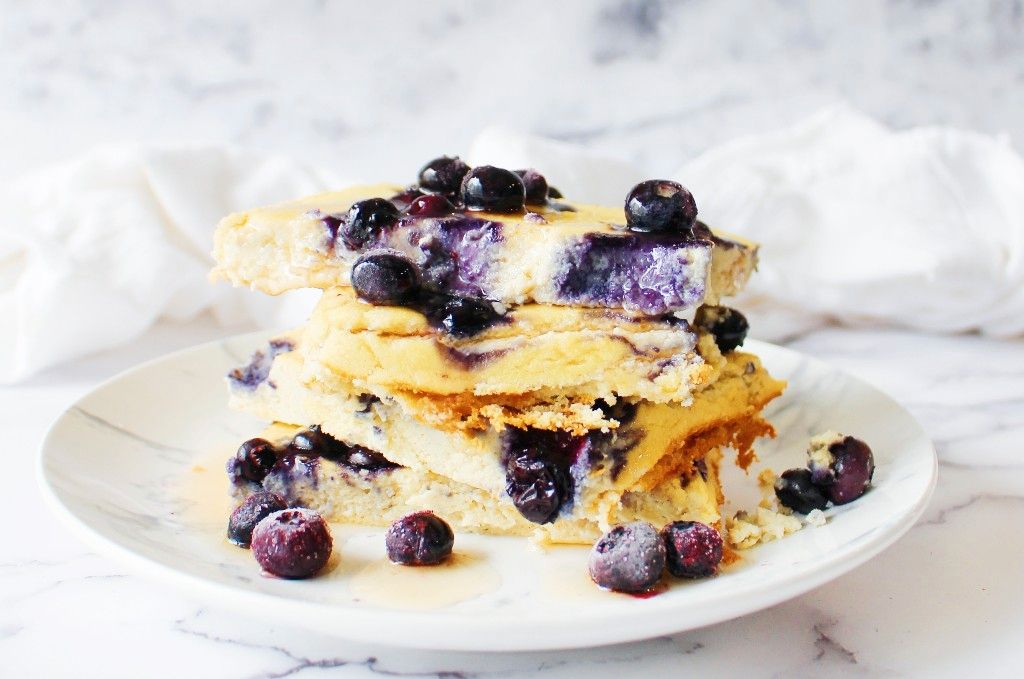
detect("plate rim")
[37,335,938,652]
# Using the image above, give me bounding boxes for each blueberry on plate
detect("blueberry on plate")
[694,305,749,353]
[774,468,829,514]
[514,169,549,205]
[825,436,875,505]
[624,180,697,234]
[661,520,723,579]
[350,252,421,305]
[226,437,278,485]
[425,295,503,337]
[385,511,455,566]
[588,522,666,593]
[227,491,288,547]
[418,156,471,196]
[461,166,525,213]
[340,198,400,249]
[406,194,456,218]
[251,508,333,579]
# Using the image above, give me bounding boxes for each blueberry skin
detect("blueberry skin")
[624,180,697,234]
[694,306,749,353]
[350,252,421,305]
[406,194,456,218]
[250,508,333,579]
[589,522,666,593]
[461,166,526,213]
[227,491,288,547]
[661,521,723,579]
[385,511,455,566]
[340,198,400,249]
[504,454,566,524]
[827,436,875,505]
[514,169,549,205]
[418,156,471,196]
[775,468,829,514]
[226,438,278,485]
[425,295,503,337]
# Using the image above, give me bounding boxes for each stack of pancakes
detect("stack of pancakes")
[213,182,785,543]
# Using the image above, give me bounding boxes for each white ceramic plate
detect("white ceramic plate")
[38,335,936,651]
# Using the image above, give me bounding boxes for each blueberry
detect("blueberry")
[418,156,471,196]
[514,169,549,205]
[694,305,749,353]
[284,425,333,456]
[385,511,455,566]
[775,468,829,514]
[250,508,333,579]
[504,453,566,524]
[826,436,875,505]
[340,198,400,249]
[547,185,563,199]
[425,295,502,337]
[461,166,525,213]
[624,180,697,234]
[389,186,425,210]
[226,438,278,485]
[661,521,723,579]
[227,491,288,547]
[351,252,421,305]
[406,194,455,218]
[588,522,666,593]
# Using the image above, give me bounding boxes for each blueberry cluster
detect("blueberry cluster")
[775,435,875,513]
[588,519,724,594]
[226,427,399,492]
[329,157,561,255]
[350,252,505,337]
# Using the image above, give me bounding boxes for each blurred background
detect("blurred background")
[3,0,1022,180]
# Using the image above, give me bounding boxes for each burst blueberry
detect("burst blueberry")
[775,468,829,514]
[588,522,666,593]
[661,521,723,579]
[350,252,421,305]
[250,508,333,579]
[694,305,749,353]
[226,438,278,485]
[340,198,400,249]
[461,166,525,213]
[418,156,471,196]
[624,180,697,234]
[515,169,549,205]
[385,511,455,566]
[227,491,288,547]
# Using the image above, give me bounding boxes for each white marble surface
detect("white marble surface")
[4,0,1024,675]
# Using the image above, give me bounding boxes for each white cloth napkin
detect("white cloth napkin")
[3,107,1022,383]
[471,107,1024,341]
[0,145,331,383]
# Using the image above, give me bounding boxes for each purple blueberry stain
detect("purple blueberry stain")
[589,522,666,593]
[227,491,288,547]
[251,508,333,579]
[385,511,455,566]
[227,339,295,391]
[556,233,711,314]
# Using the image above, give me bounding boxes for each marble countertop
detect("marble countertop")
[3,320,1022,677]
